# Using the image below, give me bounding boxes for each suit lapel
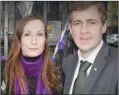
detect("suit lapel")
[83,43,109,94]
[64,52,79,94]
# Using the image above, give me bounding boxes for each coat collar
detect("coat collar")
[82,42,109,94]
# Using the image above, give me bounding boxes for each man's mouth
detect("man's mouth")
[80,37,91,40]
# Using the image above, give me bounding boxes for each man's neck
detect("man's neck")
[80,49,95,59]
[80,41,103,59]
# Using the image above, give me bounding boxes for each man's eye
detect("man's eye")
[89,21,96,24]
[72,22,80,26]
[24,34,30,36]
[74,22,79,25]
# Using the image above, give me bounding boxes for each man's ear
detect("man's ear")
[68,23,72,35]
[102,22,107,34]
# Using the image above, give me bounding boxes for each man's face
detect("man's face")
[69,5,107,53]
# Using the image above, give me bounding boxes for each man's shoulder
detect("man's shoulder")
[62,53,77,73]
[62,52,78,68]
[108,45,118,56]
[103,42,118,56]
[63,52,77,62]
[105,45,118,65]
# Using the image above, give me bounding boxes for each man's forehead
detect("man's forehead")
[70,6,101,22]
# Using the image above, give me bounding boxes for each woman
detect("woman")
[2,15,62,94]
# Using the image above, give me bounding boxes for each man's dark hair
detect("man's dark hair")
[69,1,107,24]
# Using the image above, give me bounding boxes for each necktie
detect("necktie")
[73,60,91,94]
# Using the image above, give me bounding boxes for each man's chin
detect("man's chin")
[78,46,92,52]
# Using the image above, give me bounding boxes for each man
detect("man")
[62,1,118,94]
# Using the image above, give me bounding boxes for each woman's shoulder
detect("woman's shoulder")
[1,80,7,95]
[1,60,6,79]
[51,88,63,95]
[1,61,8,95]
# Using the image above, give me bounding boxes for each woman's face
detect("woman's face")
[21,19,45,57]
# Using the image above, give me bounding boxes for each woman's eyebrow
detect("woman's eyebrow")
[37,30,44,33]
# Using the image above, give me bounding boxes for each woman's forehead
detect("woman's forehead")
[23,19,45,32]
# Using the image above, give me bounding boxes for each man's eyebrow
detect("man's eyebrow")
[71,19,97,24]
[72,20,81,23]
[86,19,97,22]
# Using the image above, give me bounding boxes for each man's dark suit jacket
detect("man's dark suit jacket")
[62,43,118,94]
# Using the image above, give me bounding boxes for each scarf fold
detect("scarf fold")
[14,53,49,94]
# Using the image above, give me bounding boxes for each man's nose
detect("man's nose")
[80,23,88,34]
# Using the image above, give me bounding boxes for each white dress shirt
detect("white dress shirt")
[69,41,103,94]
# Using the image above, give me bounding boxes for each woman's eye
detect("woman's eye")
[38,34,43,36]
[24,34,30,36]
